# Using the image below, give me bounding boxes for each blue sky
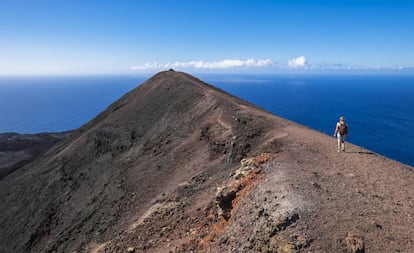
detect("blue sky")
[1,0,413,75]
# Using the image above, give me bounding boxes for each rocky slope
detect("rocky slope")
[0,132,70,180]
[1,70,414,253]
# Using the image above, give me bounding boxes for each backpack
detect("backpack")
[338,123,348,136]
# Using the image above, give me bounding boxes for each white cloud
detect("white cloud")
[288,56,307,68]
[130,58,273,71]
[129,62,162,70]
[129,57,413,73]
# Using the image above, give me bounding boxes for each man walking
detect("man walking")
[334,116,348,152]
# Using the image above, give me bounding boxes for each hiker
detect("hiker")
[334,116,348,152]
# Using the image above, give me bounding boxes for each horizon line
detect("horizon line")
[1,69,414,77]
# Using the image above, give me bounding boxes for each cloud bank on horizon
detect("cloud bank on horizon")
[130,56,410,73]
[130,59,273,71]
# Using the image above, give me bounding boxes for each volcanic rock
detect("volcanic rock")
[345,233,365,253]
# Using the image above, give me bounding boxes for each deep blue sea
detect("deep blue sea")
[1,74,413,167]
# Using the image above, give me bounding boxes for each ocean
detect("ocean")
[0,76,146,133]
[1,74,413,167]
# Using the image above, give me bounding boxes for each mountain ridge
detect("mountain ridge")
[1,70,414,253]
[0,70,282,252]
